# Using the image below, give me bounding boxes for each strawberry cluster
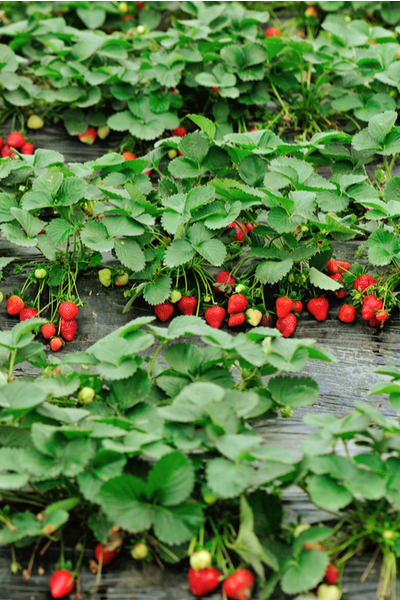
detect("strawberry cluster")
[0,131,34,158]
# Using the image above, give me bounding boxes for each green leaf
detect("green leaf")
[164,344,203,376]
[179,132,209,164]
[10,207,45,238]
[308,474,353,511]
[255,258,293,285]
[114,239,145,272]
[309,267,341,291]
[143,275,172,306]
[268,376,319,408]
[147,452,194,506]
[153,502,203,546]
[187,115,216,140]
[368,111,397,144]
[367,229,399,266]
[164,239,195,267]
[196,239,226,266]
[100,475,152,532]
[239,156,267,187]
[281,549,329,595]
[80,222,114,253]
[47,219,75,245]
[206,458,253,499]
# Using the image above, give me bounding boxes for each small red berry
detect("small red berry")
[122,151,137,160]
[276,313,297,337]
[375,310,388,323]
[171,126,187,137]
[1,145,15,158]
[353,274,376,294]
[222,568,254,600]
[265,26,279,37]
[19,307,38,321]
[59,301,79,320]
[338,304,357,323]
[276,296,294,318]
[154,302,174,322]
[336,261,351,273]
[228,312,246,327]
[226,221,247,242]
[7,132,25,149]
[205,306,226,329]
[227,294,248,315]
[78,127,97,145]
[177,296,197,316]
[49,569,74,598]
[188,567,221,596]
[50,337,63,352]
[95,543,119,566]
[59,318,77,342]
[293,300,303,314]
[21,142,34,155]
[325,258,338,274]
[213,271,236,294]
[307,297,329,321]
[6,295,25,315]
[324,564,339,586]
[42,323,56,339]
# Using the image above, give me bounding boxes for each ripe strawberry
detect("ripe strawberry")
[376,310,388,323]
[307,297,329,321]
[6,295,25,315]
[361,296,383,321]
[276,313,297,337]
[353,274,376,293]
[213,271,236,294]
[123,13,134,21]
[188,567,221,596]
[60,318,77,342]
[228,312,246,327]
[42,323,56,339]
[21,142,34,155]
[49,569,74,598]
[325,564,339,585]
[293,300,303,314]
[177,296,197,315]
[78,127,97,145]
[246,223,256,233]
[7,132,25,148]
[369,315,380,327]
[136,0,145,11]
[122,151,137,160]
[276,296,294,318]
[0,136,3,150]
[223,568,254,600]
[19,307,38,321]
[211,86,219,94]
[27,115,44,129]
[335,289,346,299]
[1,145,15,158]
[265,26,279,37]
[154,302,174,322]
[261,313,274,327]
[205,306,226,329]
[50,337,63,352]
[325,258,338,274]
[330,273,343,284]
[226,221,247,242]
[227,294,248,315]
[249,129,258,132]
[338,304,356,323]
[95,543,119,566]
[336,261,351,273]
[59,301,79,320]
[172,126,187,137]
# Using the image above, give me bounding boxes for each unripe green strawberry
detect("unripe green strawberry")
[170,290,182,304]
[131,542,148,560]
[137,24,146,34]
[190,550,212,571]
[35,268,47,279]
[115,272,129,286]
[0,291,3,303]
[27,115,44,129]
[168,149,177,159]
[78,387,95,404]
[235,284,246,293]
[97,126,110,140]
[293,523,311,538]
[246,308,262,326]
[99,268,112,287]
[317,584,341,600]
[119,1,128,12]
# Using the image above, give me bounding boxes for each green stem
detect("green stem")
[148,340,167,376]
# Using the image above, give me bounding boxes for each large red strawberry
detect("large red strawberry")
[361,296,383,321]
[49,569,74,598]
[353,274,376,293]
[42,323,56,339]
[213,271,236,294]
[227,294,248,314]
[177,296,197,315]
[228,312,246,327]
[325,564,339,585]
[59,301,79,320]
[293,300,303,314]
[154,302,174,322]
[60,318,77,342]
[188,567,221,596]
[21,142,34,155]
[223,568,254,600]
[276,296,294,318]
[276,313,297,337]
[95,543,119,566]
[226,222,247,243]
[307,297,329,321]
[205,306,226,329]
[336,261,351,273]
[50,337,63,352]
[7,132,25,149]
[338,305,356,323]
[325,258,338,274]
[19,307,38,321]
[376,310,388,323]
[6,295,24,315]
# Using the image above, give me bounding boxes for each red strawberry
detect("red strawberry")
[205,306,226,329]
[293,300,303,314]
[329,273,344,296]
[276,296,294,318]
[361,296,383,321]
[95,543,119,566]
[305,5,318,18]
[261,313,274,327]
[223,568,254,600]
[335,289,346,299]
[276,313,297,337]
[228,312,246,327]
[326,258,338,274]
[226,222,247,243]
[213,271,236,294]
[42,323,56,339]
[78,127,97,145]
[21,142,34,155]
[177,296,197,316]
[249,129,258,133]
[330,273,343,284]
[59,301,79,320]
[49,569,74,598]
[227,294,248,314]
[19,307,38,321]
[0,136,3,150]
[376,310,388,323]
[338,305,356,323]
[136,0,145,10]
[265,26,279,37]
[172,126,187,137]
[188,567,221,596]
[1,145,15,158]
[325,564,339,585]
[369,316,380,327]
[60,318,77,342]
[246,223,256,233]
[211,86,219,94]
[122,151,137,160]
[6,295,25,315]
[7,132,25,149]
[307,297,329,321]
[123,13,134,21]
[353,274,376,293]
[154,302,174,322]
[50,337,63,352]
[336,261,351,273]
